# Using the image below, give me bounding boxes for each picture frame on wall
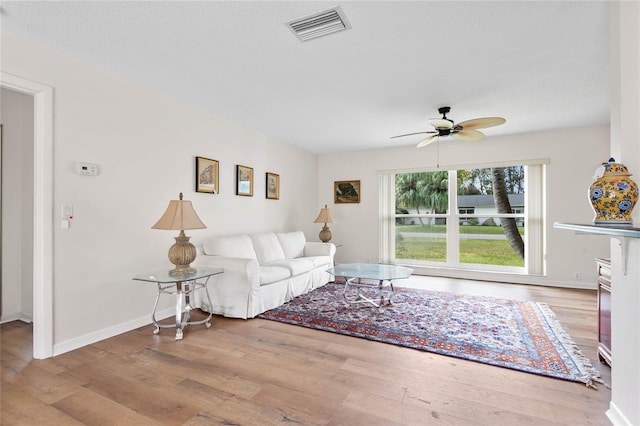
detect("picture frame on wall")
[236,165,254,196]
[195,156,219,194]
[266,172,280,200]
[334,180,361,203]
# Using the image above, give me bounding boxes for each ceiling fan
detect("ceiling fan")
[391,106,506,148]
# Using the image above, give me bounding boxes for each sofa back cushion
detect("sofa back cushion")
[202,234,257,259]
[250,232,285,264]
[277,231,306,259]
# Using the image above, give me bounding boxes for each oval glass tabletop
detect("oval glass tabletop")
[327,263,413,281]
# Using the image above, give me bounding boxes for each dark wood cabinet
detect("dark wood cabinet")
[596,257,612,366]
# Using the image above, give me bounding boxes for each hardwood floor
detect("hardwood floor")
[1,276,612,425]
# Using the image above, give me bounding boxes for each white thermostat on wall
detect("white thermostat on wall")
[76,162,99,176]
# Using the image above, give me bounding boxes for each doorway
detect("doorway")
[0,72,53,359]
[1,89,34,326]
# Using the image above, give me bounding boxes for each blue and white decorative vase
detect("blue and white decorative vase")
[589,158,638,226]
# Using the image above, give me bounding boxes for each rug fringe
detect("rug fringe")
[537,302,604,388]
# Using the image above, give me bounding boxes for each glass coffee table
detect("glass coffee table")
[327,263,413,311]
[133,267,223,340]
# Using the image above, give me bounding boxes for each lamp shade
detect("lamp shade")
[314,204,336,224]
[152,193,206,231]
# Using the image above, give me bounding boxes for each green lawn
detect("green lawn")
[395,235,525,267]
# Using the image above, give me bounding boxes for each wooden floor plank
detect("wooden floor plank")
[0,276,612,425]
[0,387,85,426]
[51,387,163,425]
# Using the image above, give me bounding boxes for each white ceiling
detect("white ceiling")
[0,1,610,155]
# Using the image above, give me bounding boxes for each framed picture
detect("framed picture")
[195,156,219,194]
[334,180,361,203]
[236,165,254,196]
[266,172,280,200]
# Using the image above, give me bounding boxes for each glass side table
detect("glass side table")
[133,267,224,340]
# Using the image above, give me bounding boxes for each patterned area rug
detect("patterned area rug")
[258,282,602,387]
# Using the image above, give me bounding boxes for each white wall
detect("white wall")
[2,11,638,423]
[1,88,34,323]
[608,2,640,425]
[319,126,611,288]
[1,33,319,351]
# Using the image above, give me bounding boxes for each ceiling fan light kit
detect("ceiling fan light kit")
[392,106,506,148]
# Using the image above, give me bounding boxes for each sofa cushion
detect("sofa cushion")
[277,231,306,259]
[299,255,332,268]
[267,258,315,276]
[250,233,286,264]
[259,265,290,285]
[203,234,257,259]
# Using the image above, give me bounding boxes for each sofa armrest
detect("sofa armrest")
[304,242,336,259]
[193,255,261,318]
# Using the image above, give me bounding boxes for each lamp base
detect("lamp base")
[168,265,197,276]
[319,225,332,243]
[167,230,197,276]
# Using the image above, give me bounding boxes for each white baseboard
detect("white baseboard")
[52,307,174,356]
[408,267,597,290]
[607,401,633,426]
[0,312,33,324]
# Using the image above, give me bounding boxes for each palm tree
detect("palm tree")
[396,173,427,224]
[491,167,524,259]
[420,171,448,214]
[396,171,448,225]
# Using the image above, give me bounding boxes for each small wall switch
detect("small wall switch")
[61,205,73,229]
[76,162,99,176]
[61,204,73,220]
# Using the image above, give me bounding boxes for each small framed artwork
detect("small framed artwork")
[334,180,361,204]
[236,165,254,196]
[266,172,280,200]
[195,156,219,194]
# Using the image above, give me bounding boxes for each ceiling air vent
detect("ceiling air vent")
[287,7,351,42]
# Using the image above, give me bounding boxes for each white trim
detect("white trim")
[378,158,550,175]
[384,164,546,280]
[607,401,633,426]
[0,313,33,324]
[0,72,54,359]
[446,170,459,264]
[408,267,596,290]
[53,308,174,356]
[525,164,545,275]
[378,174,393,262]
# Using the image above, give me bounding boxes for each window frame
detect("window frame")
[379,161,546,279]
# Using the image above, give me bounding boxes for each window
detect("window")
[380,162,545,277]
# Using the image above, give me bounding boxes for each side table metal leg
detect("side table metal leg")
[203,285,214,329]
[185,281,195,323]
[151,285,162,335]
[175,283,184,340]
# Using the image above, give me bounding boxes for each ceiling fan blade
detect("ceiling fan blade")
[391,131,436,139]
[416,134,439,148]
[456,117,506,130]
[452,129,484,141]
[427,118,453,129]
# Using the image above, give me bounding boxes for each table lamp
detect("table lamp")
[152,192,206,275]
[314,204,336,243]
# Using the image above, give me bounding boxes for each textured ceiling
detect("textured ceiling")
[0,1,610,154]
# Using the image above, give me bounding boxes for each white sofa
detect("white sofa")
[193,231,336,319]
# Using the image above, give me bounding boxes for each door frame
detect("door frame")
[1,72,53,359]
